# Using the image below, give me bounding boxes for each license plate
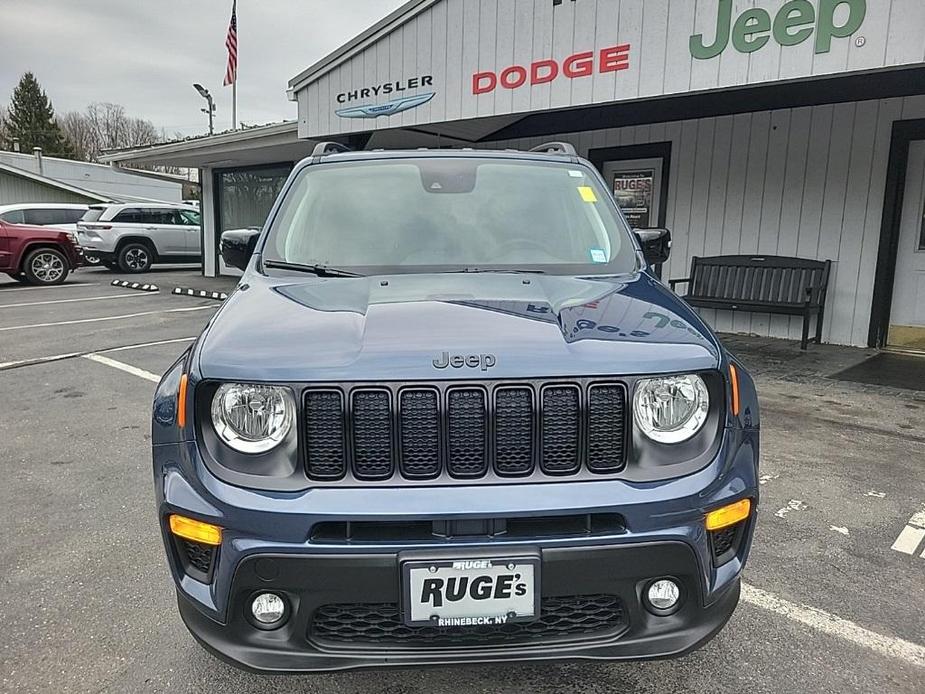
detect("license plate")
[402,557,540,627]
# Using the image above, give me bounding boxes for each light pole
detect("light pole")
[193,83,216,136]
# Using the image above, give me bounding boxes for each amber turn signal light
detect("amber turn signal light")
[705,499,751,531]
[168,514,222,546]
[177,373,189,428]
[728,363,740,416]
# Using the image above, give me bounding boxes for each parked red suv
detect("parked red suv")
[0,219,83,285]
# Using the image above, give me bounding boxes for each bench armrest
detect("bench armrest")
[805,285,827,307]
[668,277,691,291]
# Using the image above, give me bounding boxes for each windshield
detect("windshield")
[264,158,638,275]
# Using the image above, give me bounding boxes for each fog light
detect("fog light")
[646,579,681,613]
[250,593,286,626]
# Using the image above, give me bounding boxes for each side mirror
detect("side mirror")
[220,228,260,271]
[634,228,671,266]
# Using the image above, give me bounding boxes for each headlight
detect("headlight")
[211,383,294,453]
[633,374,709,444]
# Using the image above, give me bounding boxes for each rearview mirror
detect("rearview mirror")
[220,228,260,271]
[634,228,671,266]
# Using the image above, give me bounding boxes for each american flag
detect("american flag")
[223,1,237,86]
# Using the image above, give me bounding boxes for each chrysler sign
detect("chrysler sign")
[335,75,435,119]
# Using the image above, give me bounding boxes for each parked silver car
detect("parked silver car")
[76,203,201,272]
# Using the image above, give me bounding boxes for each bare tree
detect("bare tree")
[60,102,163,162]
[59,110,96,160]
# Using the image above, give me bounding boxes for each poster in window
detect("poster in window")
[612,170,654,229]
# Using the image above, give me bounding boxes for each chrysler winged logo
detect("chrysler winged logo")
[335,92,435,119]
[433,352,497,372]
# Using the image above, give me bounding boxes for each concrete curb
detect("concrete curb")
[172,287,228,301]
[111,279,159,292]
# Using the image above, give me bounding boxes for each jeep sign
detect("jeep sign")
[690,0,867,59]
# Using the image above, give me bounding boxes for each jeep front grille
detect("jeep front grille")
[310,594,627,648]
[302,379,627,483]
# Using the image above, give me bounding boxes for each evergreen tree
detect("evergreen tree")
[5,72,74,158]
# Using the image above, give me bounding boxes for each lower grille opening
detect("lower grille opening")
[175,538,216,583]
[310,594,627,648]
[311,513,626,543]
[710,521,746,566]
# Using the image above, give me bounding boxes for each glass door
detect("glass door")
[888,140,925,351]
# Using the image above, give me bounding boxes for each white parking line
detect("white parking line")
[82,353,160,382]
[0,282,94,292]
[741,583,925,668]
[103,337,197,353]
[0,292,156,309]
[0,305,213,332]
[0,337,196,370]
[0,350,85,370]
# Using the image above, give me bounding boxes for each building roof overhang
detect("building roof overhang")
[99,122,314,169]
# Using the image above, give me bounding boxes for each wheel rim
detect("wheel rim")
[125,248,149,270]
[31,252,65,282]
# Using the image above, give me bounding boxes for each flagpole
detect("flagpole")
[232,0,237,130]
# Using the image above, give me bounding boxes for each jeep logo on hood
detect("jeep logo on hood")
[433,352,497,372]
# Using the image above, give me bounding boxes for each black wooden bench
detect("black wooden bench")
[669,255,832,350]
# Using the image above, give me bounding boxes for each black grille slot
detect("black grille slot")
[399,389,441,478]
[446,388,488,478]
[586,384,627,472]
[710,521,745,565]
[310,595,626,647]
[304,390,346,479]
[351,390,393,480]
[541,386,581,474]
[311,513,625,543]
[174,537,216,582]
[181,540,214,575]
[494,387,534,475]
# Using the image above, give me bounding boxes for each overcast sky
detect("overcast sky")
[0,0,406,136]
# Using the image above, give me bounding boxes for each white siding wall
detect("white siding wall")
[0,172,94,205]
[0,152,183,202]
[491,95,925,347]
[298,0,925,139]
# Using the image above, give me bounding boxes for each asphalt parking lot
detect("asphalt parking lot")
[1,267,923,693]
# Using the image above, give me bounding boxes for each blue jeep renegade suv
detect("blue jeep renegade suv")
[152,142,759,672]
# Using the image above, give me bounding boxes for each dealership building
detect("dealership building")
[104,0,925,350]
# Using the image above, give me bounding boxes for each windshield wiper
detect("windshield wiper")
[451,267,546,275]
[263,259,362,278]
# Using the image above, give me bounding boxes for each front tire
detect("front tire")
[22,248,69,285]
[118,243,153,273]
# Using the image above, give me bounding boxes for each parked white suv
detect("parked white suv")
[77,203,202,273]
[0,203,89,226]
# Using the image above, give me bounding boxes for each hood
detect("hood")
[196,271,720,382]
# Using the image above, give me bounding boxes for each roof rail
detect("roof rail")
[529,142,577,156]
[311,141,352,157]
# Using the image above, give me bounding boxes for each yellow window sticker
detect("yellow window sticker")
[578,186,597,203]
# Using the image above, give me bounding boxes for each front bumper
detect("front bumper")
[178,545,741,673]
[155,427,758,672]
